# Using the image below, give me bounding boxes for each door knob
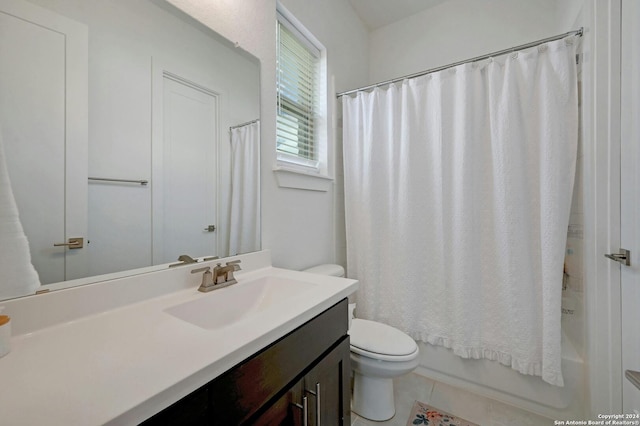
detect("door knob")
[626,370,640,391]
[604,248,630,266]
[204,225,216,232]
[54,237,84,249]
[53,237,84,249]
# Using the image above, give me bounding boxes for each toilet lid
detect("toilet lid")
[349,319,417,357]
[303,264,345,277]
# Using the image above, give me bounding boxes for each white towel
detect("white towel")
[0,124,41,299]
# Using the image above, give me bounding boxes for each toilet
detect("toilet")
[304,264,419,421]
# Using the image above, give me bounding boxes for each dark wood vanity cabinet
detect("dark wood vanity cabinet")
[250,339,350,426]
[141,299,351,426]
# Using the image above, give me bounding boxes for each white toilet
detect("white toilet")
[304,264,420,421]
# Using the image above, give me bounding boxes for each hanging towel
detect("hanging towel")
[0,124,41,299]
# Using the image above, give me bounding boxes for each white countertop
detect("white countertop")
[0,252,357,425]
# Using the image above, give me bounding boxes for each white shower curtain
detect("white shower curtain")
[342,37,579,386]
[228,121,260,255]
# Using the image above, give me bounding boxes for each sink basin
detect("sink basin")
[165,276,316,330]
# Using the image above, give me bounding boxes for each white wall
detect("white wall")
[167,0,369,270]
[368,0,577,84]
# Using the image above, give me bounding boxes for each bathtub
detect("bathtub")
[414,330,585,419]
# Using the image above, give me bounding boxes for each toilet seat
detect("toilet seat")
[349,319,418,362]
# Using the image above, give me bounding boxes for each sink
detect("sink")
[164,276,316,330]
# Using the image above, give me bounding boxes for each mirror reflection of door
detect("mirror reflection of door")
[0,0,88,285]
[156,75,218,264]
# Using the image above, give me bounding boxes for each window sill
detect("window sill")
[273,166,333,192]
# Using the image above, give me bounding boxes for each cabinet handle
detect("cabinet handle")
[305,383,320,426]
[293,395,308,426]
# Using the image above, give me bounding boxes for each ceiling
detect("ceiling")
[348,0,447,30]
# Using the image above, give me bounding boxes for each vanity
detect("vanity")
[144,299,350,425]
[0,251,358,425]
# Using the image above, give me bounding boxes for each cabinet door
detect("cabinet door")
[210,300,348,424]
[252,379,307,426]
[303,337,351,426]
[254,337,351,426]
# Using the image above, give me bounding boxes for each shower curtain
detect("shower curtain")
[342,37,579,386]
[228,121,260,255]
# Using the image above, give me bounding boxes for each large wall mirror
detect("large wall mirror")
[0,0,261,301]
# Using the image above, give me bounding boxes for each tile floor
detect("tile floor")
[350,373,555,426]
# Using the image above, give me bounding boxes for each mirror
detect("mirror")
[0,0,261,301]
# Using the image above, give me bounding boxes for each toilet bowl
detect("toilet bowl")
[303,264,420,421]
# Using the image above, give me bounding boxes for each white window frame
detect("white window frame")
[274,4,331,190]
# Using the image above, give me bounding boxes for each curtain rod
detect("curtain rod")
[229,118,260,131]
[337,27,583,98]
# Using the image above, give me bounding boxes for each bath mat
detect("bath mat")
[407,401,478,426]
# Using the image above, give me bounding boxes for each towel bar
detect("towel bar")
[88,177,148,186]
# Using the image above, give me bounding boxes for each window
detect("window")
[276,10,324,172]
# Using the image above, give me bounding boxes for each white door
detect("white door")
[0,0,87,285]
[621,0,640,414]
[155,75,218,264]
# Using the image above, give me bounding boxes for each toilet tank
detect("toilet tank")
[304,264,354,326]
[303,264,345,277]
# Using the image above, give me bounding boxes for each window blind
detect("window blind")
[276,14,320,167]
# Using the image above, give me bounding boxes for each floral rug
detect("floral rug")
[407,401,479,426]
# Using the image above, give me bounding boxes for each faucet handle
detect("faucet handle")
[222,260,241,285]
[190,266,211,274]
[225,260,242,270]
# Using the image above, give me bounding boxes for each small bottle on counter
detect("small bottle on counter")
[0,313,10,358]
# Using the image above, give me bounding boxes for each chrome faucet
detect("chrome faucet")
[191,260,241,292]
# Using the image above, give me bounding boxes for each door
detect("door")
[154,75,218,264]
[0,0,87,285]
[621,0,640,414]
[303,337,351,426]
